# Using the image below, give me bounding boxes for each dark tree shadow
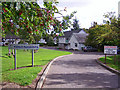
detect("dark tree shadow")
[0,56,8,58]
[43,53,120,88]
[45,72,119,88]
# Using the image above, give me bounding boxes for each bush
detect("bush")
[47,43,54,46]
[53,43,58,46]
[39,43,45,46]
[75,49,79,51]
[98,49,102,52]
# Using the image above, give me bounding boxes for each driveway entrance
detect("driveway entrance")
[42,52,119,88]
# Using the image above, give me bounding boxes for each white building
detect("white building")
[58,29,88,50]
[38,38,47,44]
[1,35,20,46]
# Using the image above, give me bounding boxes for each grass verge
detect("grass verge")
[1,46,72,86]
[99,55,120,71]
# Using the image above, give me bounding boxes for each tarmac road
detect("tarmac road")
[42,52,119,88]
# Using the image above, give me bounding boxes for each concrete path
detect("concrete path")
[42,52,119,88]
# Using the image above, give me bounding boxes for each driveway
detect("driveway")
[42,52,119,88]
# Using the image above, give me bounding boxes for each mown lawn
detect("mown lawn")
[99,55,120,70]
[1,46,72,86]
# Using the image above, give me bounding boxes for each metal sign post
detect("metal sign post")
[14,49,17,70]
[32,49,34,67]
[8,44,39,70]
[104,46,117,65]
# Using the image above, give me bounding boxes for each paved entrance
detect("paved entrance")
[42,52,119,88]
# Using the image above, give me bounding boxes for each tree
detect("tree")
[91,21,97,28]
[103,12,120,47]
[85,12,120,51]
[72,18,80,30]
[46,35,54,46]
[2,1,76,44]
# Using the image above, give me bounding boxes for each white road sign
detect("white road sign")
[104,46,117,55]
[8,44,39,50]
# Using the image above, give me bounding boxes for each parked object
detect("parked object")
[117,47,120,54]
[83,46,98,52]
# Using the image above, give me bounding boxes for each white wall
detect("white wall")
[38,38,46,44]
[3,39,20,44]
[65,44,70,50]
[69,35,79,50]
[59,37,66,43]
[69,35,86,50]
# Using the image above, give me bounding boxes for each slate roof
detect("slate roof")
[64,30,81,38]
[59,29,88,44]
[73,33,88,43]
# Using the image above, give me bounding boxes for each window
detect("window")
[75,43,77,47]
[66,38,69,43]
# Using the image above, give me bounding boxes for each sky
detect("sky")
[37,0,120,29]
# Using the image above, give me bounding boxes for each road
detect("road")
[42,52,119,88]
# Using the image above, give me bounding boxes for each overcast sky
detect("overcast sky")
[37,0,120,29]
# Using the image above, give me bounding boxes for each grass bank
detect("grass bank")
[1,46,72,86]
[99,55,120,71]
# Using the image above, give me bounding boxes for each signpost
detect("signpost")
[32,49,34,67]
[14,49,17,70]
[104,46,117,64]
[8,44,39,50]
[104,46,117,55]
[8,44,39,70]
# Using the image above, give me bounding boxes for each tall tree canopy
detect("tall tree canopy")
[72,18,80,30]
[85,12,120,51]
[2,1,76,43]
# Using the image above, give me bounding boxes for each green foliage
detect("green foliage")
[99,55,120,70]
[39,43,45,46]
[46,36,54,46]
[2,2,76,43]
[3,67,42,86]
[72,18,80,30]
[82,28,89,33]
[61,11,77,30]
[1,46,72,86]
[85,12,120,50]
